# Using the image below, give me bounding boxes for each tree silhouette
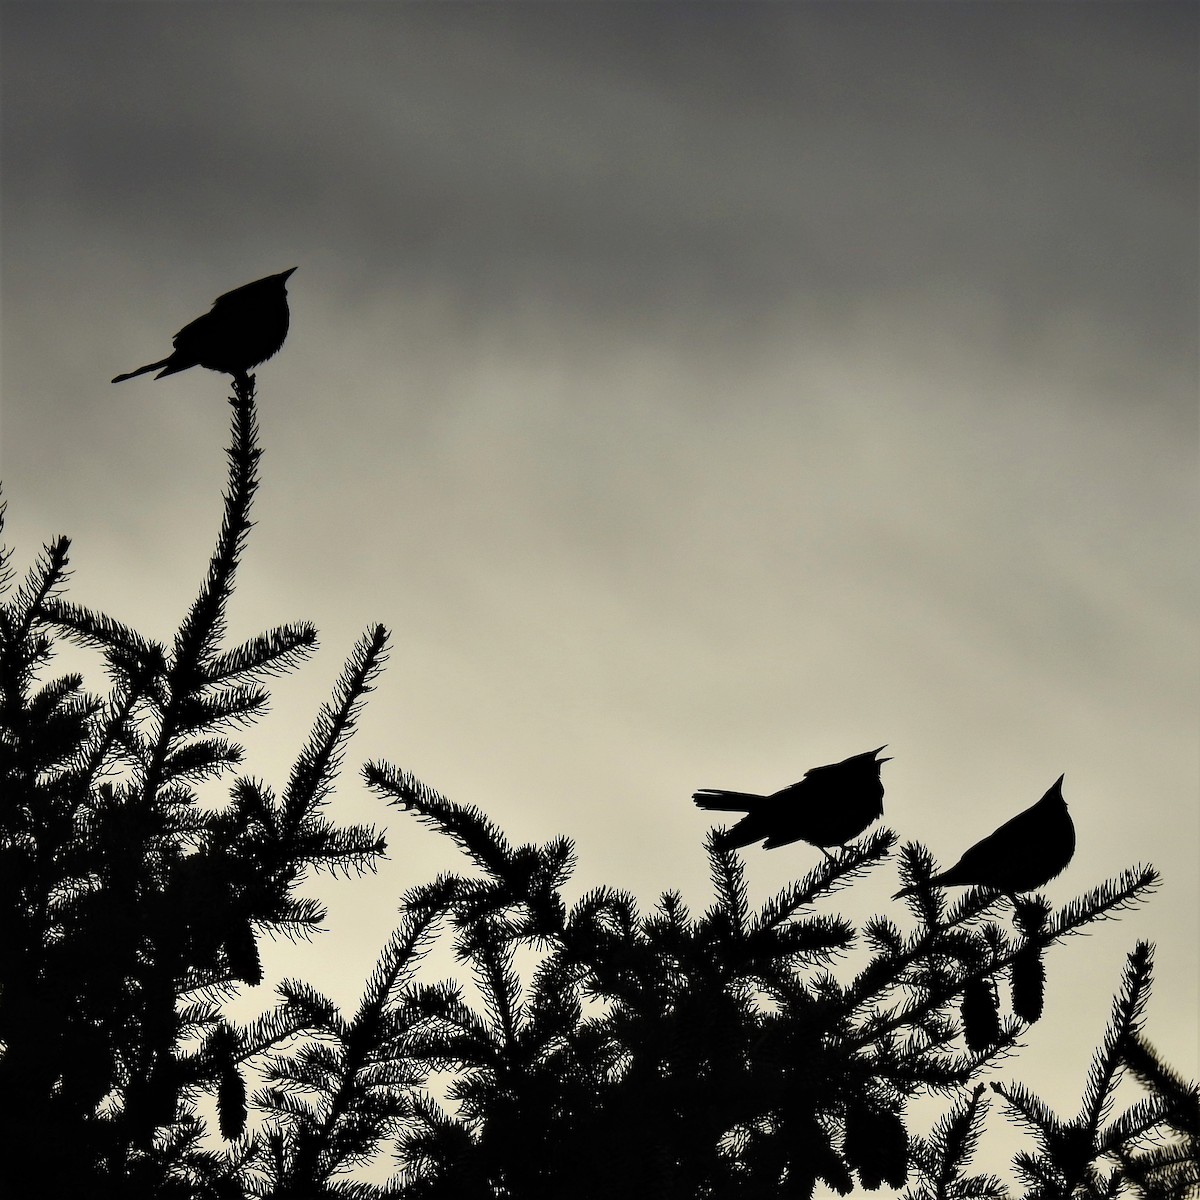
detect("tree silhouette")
[1,381,1194,1198]
[1,380,385,1197]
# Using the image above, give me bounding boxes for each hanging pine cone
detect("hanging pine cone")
[217,1060,247,1141]
[842,1098,909,1190]
[961,976,1001,1050]
[224,920,262,987]
[1011,942,1046,1023]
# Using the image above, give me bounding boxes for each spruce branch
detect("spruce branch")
[38,596,167,677]
[172,384,262,678]
[4,534,71,644]
[352,884,458,1032]
[990,1078,1066,1142]
[363,760,514,879]
[0,497,13,597]
[1098,1096,1183,1155]
[705,835,750,938]
[985,943,1197,1200]
[161,736,245,785]
[471,929,523,1053]
[744,912,856,974]
[26,670,86,717]
[1043,868,1161,942]
[172,685,270,737]
[399,980,497,1072]
[750,827,897,941]
[1122,1033,1200,1141]
[283,624,389,830]
[202,622,320,686]
[1080,941,1155,1141]
[71,667,161,786]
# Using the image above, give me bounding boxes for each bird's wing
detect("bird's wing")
[942,806,1035,878]
[171,311,211,351]
[761,829,806,850]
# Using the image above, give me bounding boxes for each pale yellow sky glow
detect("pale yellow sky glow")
[2,2,1196,1189]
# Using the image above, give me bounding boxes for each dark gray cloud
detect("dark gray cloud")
[4,3,1195,363]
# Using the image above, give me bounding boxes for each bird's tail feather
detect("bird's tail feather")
[692,789,765,813]
[112,358,172,383]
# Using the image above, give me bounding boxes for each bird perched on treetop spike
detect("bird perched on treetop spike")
[112,268,297,384]
[893,775,1075,899]
[693,746,890,854]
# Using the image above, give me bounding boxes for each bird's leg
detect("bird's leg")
[820,848,835,861]
[230,371,256,405]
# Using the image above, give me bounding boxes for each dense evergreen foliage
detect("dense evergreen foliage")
[1,383,1194,1197]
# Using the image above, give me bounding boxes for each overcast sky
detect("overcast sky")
[2,1,1196,1186]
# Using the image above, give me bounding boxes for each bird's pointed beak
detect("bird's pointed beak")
[280,267,298,279]
[1039,775,1066,805]
[873,745,891,761]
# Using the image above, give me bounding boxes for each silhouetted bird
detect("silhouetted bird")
[112,268,296,383]
[893,775,1075,899]
[693,746,890,853]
